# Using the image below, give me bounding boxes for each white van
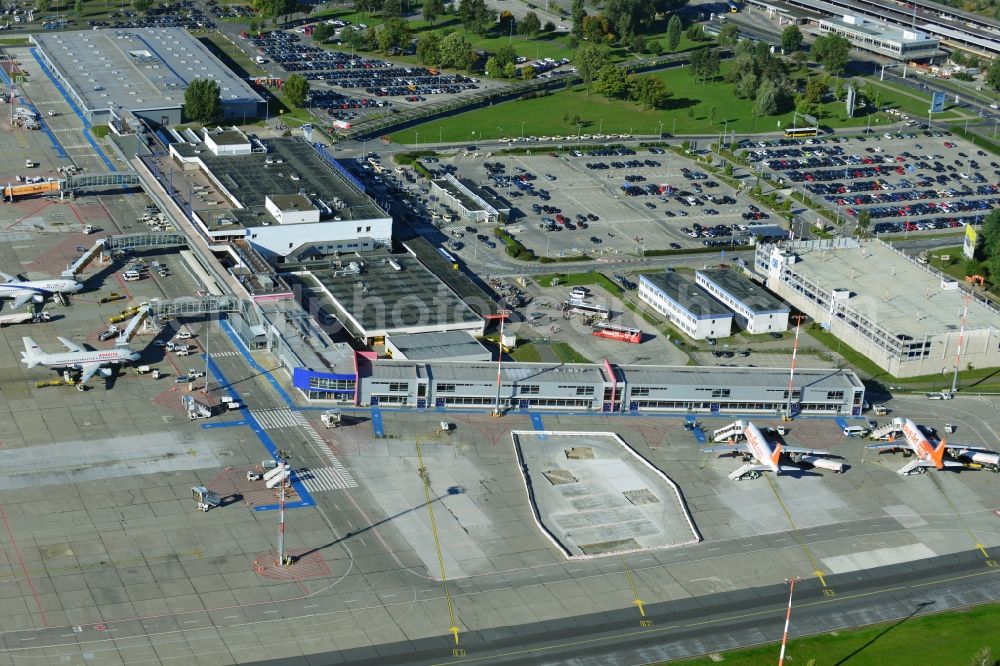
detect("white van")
[842,425,869,437]
[175,330,192,340]
[122,270,141,281]
[255,55,267,64]
[570,287,589,299]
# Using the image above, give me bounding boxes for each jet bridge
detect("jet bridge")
[61,233,188,278]
[117,306,149,344]
[870,419,904,441]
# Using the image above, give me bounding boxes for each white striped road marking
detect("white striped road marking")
[251,408,302,430]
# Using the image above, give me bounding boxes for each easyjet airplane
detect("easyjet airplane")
[702,420,844,480]
[865,417,963,476]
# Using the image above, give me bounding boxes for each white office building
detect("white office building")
[696,269,789,334]
[638,272,733,340]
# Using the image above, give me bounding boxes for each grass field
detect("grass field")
[862,76,962,121]
[671,602,1000,666]
[395,62,903,143]
[309,8,708,66]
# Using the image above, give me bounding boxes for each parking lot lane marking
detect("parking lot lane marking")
[764,474,830,593]
[531,413,546,439]
[415,438,462,645]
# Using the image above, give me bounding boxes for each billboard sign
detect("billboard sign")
[963,223,979,259]
[845,85,856,118]
[930,91,945,113]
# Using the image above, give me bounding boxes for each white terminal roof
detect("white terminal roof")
[785,240,1000,337]
[32,28,264,114]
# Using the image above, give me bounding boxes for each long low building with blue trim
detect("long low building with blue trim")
[638,272,733,340]
[293,356,865,416]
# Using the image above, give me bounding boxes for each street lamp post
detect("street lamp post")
[658,120,663,138]
[414,130,419,150]
[498,125,503,141]
[576,122,582,139]
[520,120,525,138]
[599,118,603,134]
[438,126,443,144]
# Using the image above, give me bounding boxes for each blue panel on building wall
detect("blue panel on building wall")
[292,367,356,390]
[371,395,380,405]
[603,402,612,412]
[417,399,426,409]
[711,402,720,413]
[629,401,638,412]
[436,398,445,407]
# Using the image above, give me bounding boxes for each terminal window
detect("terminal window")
[519,384,540,395]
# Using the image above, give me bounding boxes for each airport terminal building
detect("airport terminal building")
[757,238,1000,377]
[32,27,265,126]
[293,357,865,415]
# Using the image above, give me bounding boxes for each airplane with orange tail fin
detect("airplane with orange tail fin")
[702,420,844,480]
[865,417,963,476]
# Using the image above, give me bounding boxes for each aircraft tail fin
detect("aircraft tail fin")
[931,439,948,469]
[20,337,41,367]
[770,442,783,468]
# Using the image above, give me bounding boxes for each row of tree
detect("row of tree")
[183,74,309,123]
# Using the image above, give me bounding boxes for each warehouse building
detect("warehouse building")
[757,238,1000,378]
[638,272,733,340]
[696,269,789,334]
[284,250,485,345]
[293,357,864,415]
[32,28,265,126]
[385,331,491,362]
[430,174,510,223]
[816,14,941,62]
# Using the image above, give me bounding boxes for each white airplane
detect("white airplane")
[0,271,83,309]
[865,417,963,475]
[21,336,140,388]
[702,420,845,480]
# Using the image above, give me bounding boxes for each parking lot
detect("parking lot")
[245,29,495,125]
[429,147,781,259]
[746,129,999,233]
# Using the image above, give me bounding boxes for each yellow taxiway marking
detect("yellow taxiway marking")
[620,555,646,618]
[766,474,832,593]
[930,475,994,568]
[415,438,461,645]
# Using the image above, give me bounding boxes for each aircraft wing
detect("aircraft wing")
[866,442,905,452]
[9,291,34,309]
[783,445,831,456]
[58,337,83,353]
[0,271,18,283]
[77,362,103,385]
[701,442,752,456]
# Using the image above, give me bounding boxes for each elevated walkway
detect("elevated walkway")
[61,233,188,278]
[870,419,903,440]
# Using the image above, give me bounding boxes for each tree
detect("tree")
[575,43,607,94]
[498,9,514,33]
[251,0,296,19]
[437,32,476,69]
[812,33,851,76]
[543,20,555,32]
[734,70,757,99]
[708,105,717,124]
[35,0,49,11]
[628,32,645,53]
[780,25,803,53]
[283,73,310,107]
[666,15,682,52]
[184,78,221,123]
[494,43,517,68]
[484,56,501,78]
[74,0,83,14]
[980,208,1000,252]
[804,77,827,106]
[648,40,663,55]
[458,0,496,35]
[503,61,517,79]
[377,18,411,53]
[416,32,441,65]
[521,64,536,80]
[718,23,739,46]
[422,0,444,23]
[313,22,335,41]
[856,209,871,236]
[987,57,1000,91]
[690,47,720,84]
[970,646,993,666]
[833,77,845,101]
[595,64,629,99]
[755,78,780,116]
[571,0,587,37]
[629,74,670,109]
[519,10,541,37]
[685,24,705,42]
[382,0,401,17]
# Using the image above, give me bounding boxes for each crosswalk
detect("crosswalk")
[210,350,240,358]
[294,465,358,492]
[251,408,309,430]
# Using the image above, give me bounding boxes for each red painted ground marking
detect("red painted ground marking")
[0,506,48,627]
[252,549,332,581]
[6,200,52,230]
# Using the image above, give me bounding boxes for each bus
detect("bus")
[727,1,739,11]
[784,126,819,138]
[592,322,642,344]
[562,299,610,321]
